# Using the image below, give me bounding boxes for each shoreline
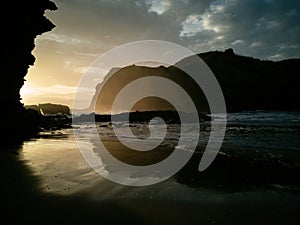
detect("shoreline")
[0,126,299,224]
[19,129,300,194]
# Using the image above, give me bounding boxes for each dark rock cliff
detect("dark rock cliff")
[196,49,300,112]
[91,49,300,113]
[90,65,210,114]
[1,1,57,144]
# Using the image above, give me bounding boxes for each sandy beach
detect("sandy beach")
[1,127,299,225]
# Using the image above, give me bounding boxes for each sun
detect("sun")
[20,83,35,101]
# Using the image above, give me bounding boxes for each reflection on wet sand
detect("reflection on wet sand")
[1,129,297,225]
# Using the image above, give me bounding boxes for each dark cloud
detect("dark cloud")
[46,0,180,48]
[184,0,300,60]
[44,0,300,60]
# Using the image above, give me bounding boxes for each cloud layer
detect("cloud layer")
[43,0,300,60]
[23,0,300,106]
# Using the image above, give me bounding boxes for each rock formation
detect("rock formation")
[1,1,57,144]
[192,49,300,112]
[90,65,209,114]
[91,49,300,113]
[26,103,71,116]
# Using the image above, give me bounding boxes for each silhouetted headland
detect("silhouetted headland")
[25,103,72,131]
[196,48,300,112]
[91,48,300,114]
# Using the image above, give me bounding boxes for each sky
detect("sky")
[21,0,300,108]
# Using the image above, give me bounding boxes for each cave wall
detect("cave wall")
[0,0,57,143]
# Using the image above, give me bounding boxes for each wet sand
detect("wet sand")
[1,131,300,225]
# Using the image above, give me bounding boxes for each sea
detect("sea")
[20,110,300,190]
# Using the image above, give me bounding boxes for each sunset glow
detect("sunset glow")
[22,0,300,109]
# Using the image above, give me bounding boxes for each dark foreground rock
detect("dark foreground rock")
[0,0,57,144]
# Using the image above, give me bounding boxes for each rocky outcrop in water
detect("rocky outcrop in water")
[1,1,57,144]
[73,110,211,124]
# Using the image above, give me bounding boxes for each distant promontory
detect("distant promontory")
[26,103,71,116]
[90,49,300,113]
